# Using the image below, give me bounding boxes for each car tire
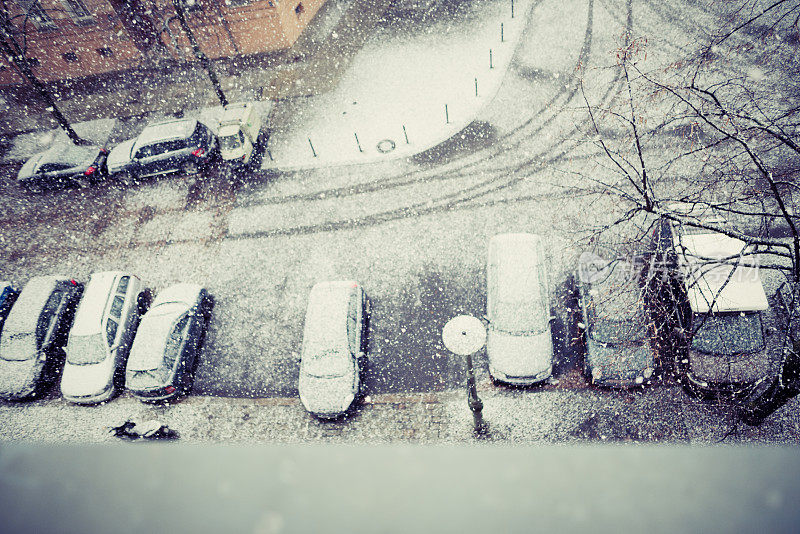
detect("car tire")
[23,182,43,194]
[183,162,200,175]
[118,172,136,186]
[73,176,92,189]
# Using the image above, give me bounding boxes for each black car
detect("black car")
[107,119,219,184]
[17,144,109,193]
[0,276,83,400]
[125,284,212,402]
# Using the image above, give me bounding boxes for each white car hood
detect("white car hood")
[487,328,553,378]
[61,356,114,398]
[107,139,135,173]
[298,373,354,416]
[0,357,41,399]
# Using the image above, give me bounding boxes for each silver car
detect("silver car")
[486,233,553,385]
[298,281,369,418]
[576,258,655,387]
[60,272,148,404]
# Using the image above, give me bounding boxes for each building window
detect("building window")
[96,47,114,58]
[27,57,40,68]
[62,51,78,62]
[18,0,57,31]
[60,0,94,25]
[295,3,304,15]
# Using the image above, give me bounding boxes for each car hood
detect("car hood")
[107,139,136,172]
[0,357,41,399]
[61,356,114,398]
[487,328,553,377]
[298,373,354,416]
[585,339,654,383]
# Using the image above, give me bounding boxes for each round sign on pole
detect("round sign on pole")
[442,315,487,356]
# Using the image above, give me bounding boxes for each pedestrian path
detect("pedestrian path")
[262,0,534,171]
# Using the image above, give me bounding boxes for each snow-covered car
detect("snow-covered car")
[298,281,369,418]
[575,258,656,387]
[107,119,218,184]
[0,282,20,336]
[61,272,150,405]
[125,284,213,402]
[0,276,83,400]
[17,144,109,193]
[486,233,553,385]
[651,219,776,393]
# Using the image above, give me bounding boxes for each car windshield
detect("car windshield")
[66,334,107,365]
[0,331,37,361]
[220,132,242,151]
[303,349,350,378]
[493,300,547,335]
[589,315,648,345]
[691,312,765,356]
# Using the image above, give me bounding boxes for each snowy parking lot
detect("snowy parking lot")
[1,0,799,444]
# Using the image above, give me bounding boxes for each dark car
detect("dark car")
[107,119,218,184]
[125,284,212,402]
[575,257,656,387]
[649,218,776,395]
[0,282,20,336]
[0,276,83,400]
[17,144,109,193]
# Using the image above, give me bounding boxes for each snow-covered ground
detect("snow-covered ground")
[1,0,799,444]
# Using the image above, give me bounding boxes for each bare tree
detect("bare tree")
[0,0,87,144]
[578,0,800,423]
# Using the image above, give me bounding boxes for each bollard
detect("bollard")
[308,137,317,157]
[403,125,409,144]
[354,132,363,152]
[445,104,449,124]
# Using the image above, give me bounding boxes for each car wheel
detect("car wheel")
[183,162,200,175]
[136,289,153,316]
[23,182,43,194]
[73,176,92,189]
[118,172,136,186]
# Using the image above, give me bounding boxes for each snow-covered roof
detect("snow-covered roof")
[4,276,60,333]
[303,281,357,351]
[136,119,197,147]
[128,303,186,371]
[675,232,768,313]
[70,272,126,337]
[489,233,545,301]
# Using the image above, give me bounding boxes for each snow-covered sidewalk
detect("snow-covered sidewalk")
[263,0,533,170]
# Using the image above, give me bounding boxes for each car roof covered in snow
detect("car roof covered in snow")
[70,272,128,337]
[128,302,186,371]
[302,281,358,352]
[17,144,99,179]
[488,233,545,301]
[135,119,197,147]
[674,232,768,313]
[3,276,62,333]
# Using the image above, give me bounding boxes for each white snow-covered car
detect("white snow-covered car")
[60,272,149,404]
[486,233,554,385]
[298,281,369,418]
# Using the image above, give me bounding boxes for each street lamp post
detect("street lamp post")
[443,315,488,436]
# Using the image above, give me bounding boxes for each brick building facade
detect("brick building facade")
[0,0,327,86]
